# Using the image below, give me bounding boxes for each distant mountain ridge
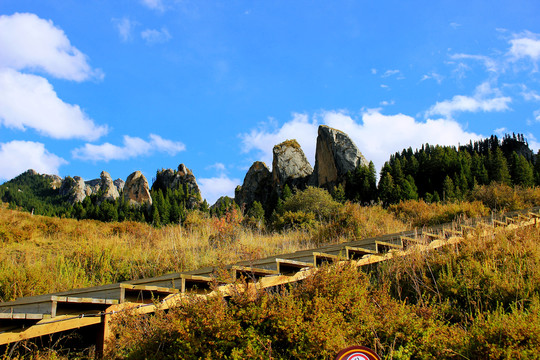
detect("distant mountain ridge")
[0,129,538,224]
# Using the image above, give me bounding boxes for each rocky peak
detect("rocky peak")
[99,171,120,201]
[123,171,152,206]
[24,169,38,176]
[152,163,202,209]
[272,139,313,193]
[235,161,272,210]
[60,176,86,203]
[310,125,368,188]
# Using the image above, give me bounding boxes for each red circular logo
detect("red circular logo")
[334,346,381,360]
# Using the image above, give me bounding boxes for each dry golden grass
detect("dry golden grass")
[0,195,508,303]
[0,204,319,301]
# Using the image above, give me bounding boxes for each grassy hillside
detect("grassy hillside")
[104,223,540,359]
[2,184,539,359]
[0,199,409,302]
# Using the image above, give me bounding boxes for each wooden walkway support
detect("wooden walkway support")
[1,206,539,357]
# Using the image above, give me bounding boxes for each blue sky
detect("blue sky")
[1,0,540,204]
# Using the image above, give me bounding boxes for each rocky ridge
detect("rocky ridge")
[235,125,368,211]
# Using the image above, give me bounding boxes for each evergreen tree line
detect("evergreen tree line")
[345,133,539,205]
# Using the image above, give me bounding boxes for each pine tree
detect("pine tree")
[282,184,293,201]
[378,172,396,205]
[331,184,346,203]
[511,152,534,186]
[247,201,265,220]
[151,204,161,226]
[488,148,511,184]
[443,176,455,202]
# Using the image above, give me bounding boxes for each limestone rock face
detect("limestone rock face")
[114,179,125,193]
[310,125,368,188]
[99,171,120,201]
[272,140,313,193]
[235,161,272,210]
[60,176,86,203]
[84,179,100,196]
[44,174,62,189]
[123,171,152,206]
[152,163,202,209]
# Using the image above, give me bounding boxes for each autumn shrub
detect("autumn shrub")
[281,186,341,221]
[389,199,489,227]
[208,207,244,247]
[470,182,540,211]
[313,203,406,245]
[272,187,341,231]
[272,210,318,231]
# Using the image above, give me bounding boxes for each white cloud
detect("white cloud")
[450,54,499,73]
[534,110,540,122]
[426,82,511,119]
[72,134,185,161]
[322,110,482,173]
[371,68,377,75]
[508,31,540,62]
[420,72,444,84]
[198,175,241,205]
[450,22,461,29]
[113,17,137,42]
[0,13,102,81]
[381,69,401,78]
[380,100,395,106]
[240,110,482,175]
[148,134,186,155]
[0,68,108,140]
[494,127,507,136]
[206,163,227,172]
[140,0,165,11]
[521,86,540,101]
[240,113,319,166]
[526,133,540,152]
[0,140,67,181]
[141,27,171,44]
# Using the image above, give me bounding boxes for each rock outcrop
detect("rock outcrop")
[114,179,125,193]
[123,171,152,206]
[59,171,124,204]
[84,179,100,196]
[60,176,86,203]
[99,171,120,201]
[44,174,62,189]
[152,164,202,209]
[235,161,272,210]
[272,140,313,194]
[310,125,368,188]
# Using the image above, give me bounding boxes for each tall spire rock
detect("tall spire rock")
[272,139,313,193]
[310,125,368,188]
[235,161,272,210]
[123,171,152,206]
[99,171,120,201]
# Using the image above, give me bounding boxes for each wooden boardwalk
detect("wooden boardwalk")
[1,207,539,356]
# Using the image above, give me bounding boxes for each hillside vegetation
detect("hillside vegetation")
[102,223,540,359]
